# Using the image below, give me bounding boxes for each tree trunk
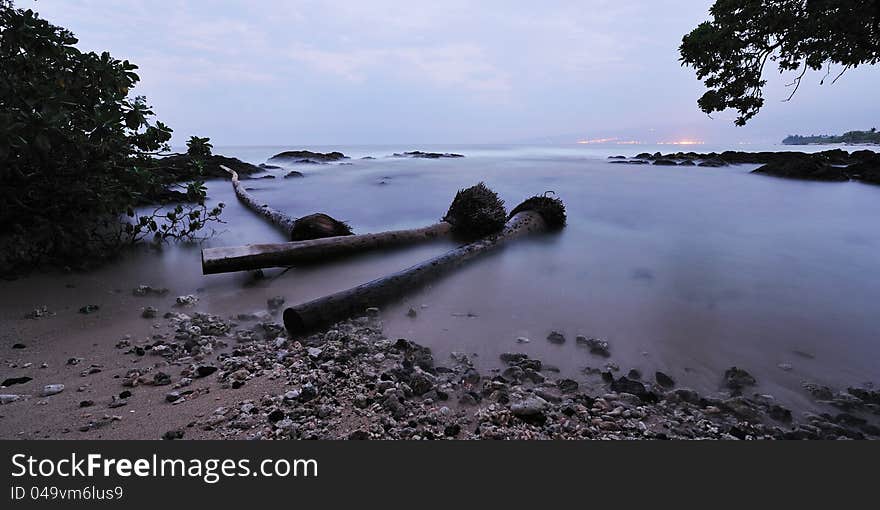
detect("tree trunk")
[202,221,451,274]
[222,164,298,235]
[283,210,547,335]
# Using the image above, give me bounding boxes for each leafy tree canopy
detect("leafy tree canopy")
[680,0,880,125]
[0,4,221,273]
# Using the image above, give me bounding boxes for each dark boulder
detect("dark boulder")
[268,150,348,163]
[752,157,847,181]
[723,366,756,392]
[652,159,678,166]
[290,213,353,241]
[655,371,675,388]
[284,170,305,179]
[698,158,727,167]
[391,151,465,159]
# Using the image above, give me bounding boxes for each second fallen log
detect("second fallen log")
[283,194,566,336]
[201,182,506,274]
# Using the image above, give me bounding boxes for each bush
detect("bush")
[0,5,221,274]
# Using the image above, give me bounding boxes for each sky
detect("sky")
[17,0,880,145]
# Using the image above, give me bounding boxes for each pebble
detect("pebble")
[175,295,199,307]
[39,384,65,397]
[516,336,530,344]
[546,331,566,344]
[1,394,22,404]
[78,305,100,314]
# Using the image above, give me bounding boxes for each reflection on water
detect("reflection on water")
[3,144,879,411]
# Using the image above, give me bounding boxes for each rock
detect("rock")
[2,376,32,387]
[1,394,22,404]
[510,396,548,422]
[655,371,675,388]
[175,295,199,307]
[267,409,285,422]
[283,170,304,178]
[348,430,369,440]
[162,429,185,440]
[165,391,183,403]
[653,159,678,166]
[515,336,530,344]
[753,157,847,182]
[141,306,159,319]
[723,367,757,391]
[576,336,610,357]
[547,331,566,344]
[132,285,169,297]
[698,158,727,167]
[267,296,285,311]
[39,384,64,397]
[609,159,650,165]
[79,399,94,407]
[152,372,172,386]
[12,343,26,349]
[406,308,418,318]
[195,365,218,378]
[671,388,701,404]
[391,151,464,159]
[78,304,100,314]
[268,150,348,163]
[557,379,579,393]
[108,396,128,408]
[777,363,793,371]
[802,382,834,400]
[610,376,646,396]
[627,369,642,380]
[499,352,529,364]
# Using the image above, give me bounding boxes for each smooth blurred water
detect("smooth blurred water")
[7,143,880,410]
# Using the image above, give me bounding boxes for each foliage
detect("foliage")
[680,0,880,125]
[783,128,880,145]
[443,182,507,239]
[509,192,566,230]
[0,4,221,273]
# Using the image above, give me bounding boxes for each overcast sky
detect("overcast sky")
[19,0,880,145]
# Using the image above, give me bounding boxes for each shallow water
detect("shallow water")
[3,143,879,412]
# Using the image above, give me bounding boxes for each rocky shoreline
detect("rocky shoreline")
[609,149,880,184]
[3,296,879,440]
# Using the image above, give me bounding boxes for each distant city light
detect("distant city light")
[576,137,643,145]
[656,139,705,145]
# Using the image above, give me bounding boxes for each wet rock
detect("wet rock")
[801,382,834,400]
[152,372,172,386]
[162,429,185,440]
[723,367,756,392]
[2,377,33,387]
[653,159,678,166]
[547,331,566,344]
[283,170,304,178]
[141,306,159,319]
[515,336,530,344]
[175,295,199,307]
[500,352,529,365]
[576,336,610,357]
[108,396,128,408]
[671,388,701,404]
[133,285,169,297]
[78,305,100,314]
[627,369,642,380]
[267,296,285,311]
[753,157,846,182]
[195,365,218,378]
[510,396,548,423]
[557,379,579,393]
[268,150,347,163]
[406,308,418,318]
[655,371,675,388]
[12,343,26,349]
[777,363,793,371]
[1,394,22,404]
[39,384,65,397]
[391,151,464,159]
[79,400,94,407]
[698,158,727,167]
[768,404,793,423]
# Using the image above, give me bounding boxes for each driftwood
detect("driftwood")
[202,222,451,274]
[283,194,566,335]
[201,182,505,275]
[221,165,352,241]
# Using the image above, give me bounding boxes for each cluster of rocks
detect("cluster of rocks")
[390,151,465,159]
[162,312,879,440]
[157,153,263,180]
[608,149,880,184]
[267,150,348,164]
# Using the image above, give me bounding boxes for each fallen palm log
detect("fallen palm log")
[201,182,506,275]
[283,194,566,336]
[221,164,353,241]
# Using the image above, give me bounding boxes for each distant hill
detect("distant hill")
[783,128,880,145]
